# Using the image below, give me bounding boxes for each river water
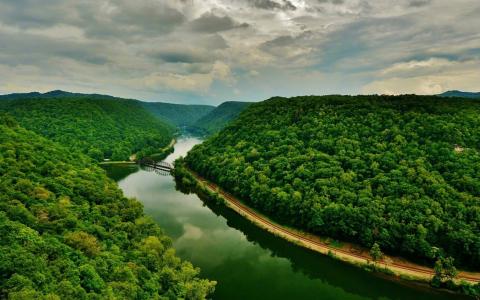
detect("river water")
[102,137,465,300]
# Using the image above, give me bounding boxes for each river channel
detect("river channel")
[102,136,465,300]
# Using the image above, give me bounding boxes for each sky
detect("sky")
[0,0,479,104]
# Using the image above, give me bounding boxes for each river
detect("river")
[102,137,466,300]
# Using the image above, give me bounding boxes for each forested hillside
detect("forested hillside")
[192,101,252,134]
[0,95,174,161]
[185,95,480,269]
[438,90,480,99]
[142,102,214,127]
[0,90,90,101]
[0,115,215,299]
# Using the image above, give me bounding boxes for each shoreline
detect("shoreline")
[98,161,136,165]
[183,167,480,285]
[99,138,177,165]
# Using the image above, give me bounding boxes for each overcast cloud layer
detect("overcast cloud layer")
[0,0,479,104]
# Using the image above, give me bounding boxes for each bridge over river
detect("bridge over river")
[137,157,173,176]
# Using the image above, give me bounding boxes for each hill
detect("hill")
[0,115,215,298]
[438,90,480,99]
[0,93,174,161]
[192,101,252,134]
[0,90,117,101]
[184,95,480,269]
[141,102,214,127]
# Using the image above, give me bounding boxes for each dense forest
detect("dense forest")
[0,115,215,299]
[142,102,214,127]
[191,101,252,135]
[0,94,174,161]
[185,95,480,269]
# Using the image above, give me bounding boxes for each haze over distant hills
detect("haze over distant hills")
[438,90,480,99]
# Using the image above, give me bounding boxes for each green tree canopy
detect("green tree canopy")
[0,116,215,299]
[0,96,174,161]
[185,95,480,269]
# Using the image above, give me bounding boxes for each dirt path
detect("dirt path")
[188,170,480,284]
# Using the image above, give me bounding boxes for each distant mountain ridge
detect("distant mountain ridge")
[438,90,480,99]
[0,90,116,100]
[192,101,253,134]
[141,102,214,127]
[0,90,216,128]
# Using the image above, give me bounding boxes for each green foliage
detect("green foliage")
[185,95,480,269]
[192,101,252,135]
[64,231,101,257]
[142,102,214,127]
[433,257,458,284]
[0,95,174,161]
[370,243,383,262]
[0,118,215,299]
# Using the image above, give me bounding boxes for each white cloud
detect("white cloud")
[141,61,233,93]
[362,59,480,95]
[380,58,455,76]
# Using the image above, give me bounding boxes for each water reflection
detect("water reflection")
[101,163,139,182]
[105,137,465,300]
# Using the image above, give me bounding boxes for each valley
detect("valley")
[1,91,479,299]
[105,137,468,300]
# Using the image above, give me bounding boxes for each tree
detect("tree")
[370,242,383,262]
[64,231,101,257]
[433,256,458,284]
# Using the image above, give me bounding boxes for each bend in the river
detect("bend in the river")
[102,136,467,300]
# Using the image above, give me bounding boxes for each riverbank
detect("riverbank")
[174,163,480,290]
[148,138,176,161]
[98,138,176,165]
[98,161,136,165]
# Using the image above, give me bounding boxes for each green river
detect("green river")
[102,137,467,300]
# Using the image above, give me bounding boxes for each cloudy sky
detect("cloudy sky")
[0,0,479,104]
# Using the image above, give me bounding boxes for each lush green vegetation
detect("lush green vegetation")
[185,95,480,270]
[192,101,252,135]
[0,115,215,299]
[142,102,214,127]
[0,93,174,161]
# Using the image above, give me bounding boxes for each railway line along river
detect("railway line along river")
[102,136,468,300]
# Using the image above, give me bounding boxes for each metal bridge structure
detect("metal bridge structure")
[137,157,173,176]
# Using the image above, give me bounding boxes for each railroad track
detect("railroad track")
[193,173,480,283]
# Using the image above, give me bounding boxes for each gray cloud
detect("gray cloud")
[0,0,479,104]
[190,12,249,33]
[0,0,185,39]
[80,1,185,39]
[408,0,432,7]
[0,0,71,28]
[247,0,297,11]
[0,31,110,66]
[149,48,213,64]
[316,0,345,4]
